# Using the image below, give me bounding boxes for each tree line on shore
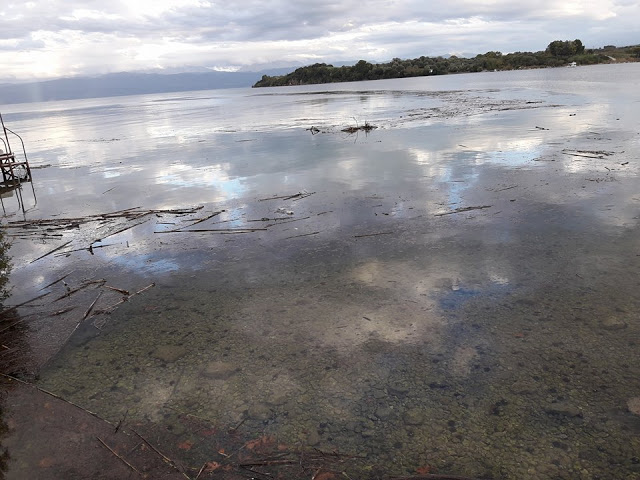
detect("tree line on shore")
[253,40,640,87]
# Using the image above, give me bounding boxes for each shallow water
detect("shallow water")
[2,63,640,479]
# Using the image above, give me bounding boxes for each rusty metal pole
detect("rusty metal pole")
[0,112,12,154]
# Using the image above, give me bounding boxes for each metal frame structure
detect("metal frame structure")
[0,112,32,186]
[0,112,35,213]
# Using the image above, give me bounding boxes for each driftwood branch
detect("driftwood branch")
[103,285,130,296]
[494,185,518,192]
[156,227,267,233]
[434,205,492,217]
[285,231,320,239]
[354,232,393,238]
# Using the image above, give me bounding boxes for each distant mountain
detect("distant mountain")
[0,68,294,105]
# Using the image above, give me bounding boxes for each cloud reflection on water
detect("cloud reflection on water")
[6,68,640,480]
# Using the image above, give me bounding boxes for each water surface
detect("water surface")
[2,63,640,479]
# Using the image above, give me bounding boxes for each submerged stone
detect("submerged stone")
[627,397,640,415]
[375,406,393,421]
[387,381,410,397]
[403,408,426,426]
[544,403,583,418]
[152,345,187,363]
[306,430,321,445]
[202,361,238,379]
[600,316,628,331]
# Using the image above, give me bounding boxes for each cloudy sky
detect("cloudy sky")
[1,0,638,81]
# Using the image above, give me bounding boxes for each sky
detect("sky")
[1,0,638,82]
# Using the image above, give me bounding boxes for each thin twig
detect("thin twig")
[82,292,103,320]
[239,466,273,478]
[284,231,320,240]
[240,459,298,467]
[0,319,29,334]
[94,282,152,311]
[177,210,225,229]
[98,219,150,241]
[39,271,75,290]
[561,151,604,159]
[56,243,117,256]
[0,291,51,316]
[100,298,127,313]
[165,406,216,426]
[29,241,72,264]
[434,205,492,217]
[156,228,267,233]
[131,283,155,297]
[390,475,486,480]
[96,437,143,477]
[311,448,366,459]
[0,373,113,425]
[258,192,311,201]
[247,217,291,222]
[354,232,393,238]
[290,192,316,201]
[114,409,129,433]
[103,285,130,296]
[54,279,106,302]
[494,185,518,192]
[130,429,191,479]
[99,206,143,217]
[228,416,248,433]
[195,463,207,480]
[266,216,311,227]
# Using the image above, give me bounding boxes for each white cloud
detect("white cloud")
[0,0,638,81]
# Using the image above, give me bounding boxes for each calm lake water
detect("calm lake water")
[2,63,640,479]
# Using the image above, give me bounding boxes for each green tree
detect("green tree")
[546,39,585,57]
[252,38,621,88]
[353,60,373,77]
[573,39,585,54]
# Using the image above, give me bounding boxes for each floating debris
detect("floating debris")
[434,205,492,217]
[342,121,377,134]
[275,207,294,215]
